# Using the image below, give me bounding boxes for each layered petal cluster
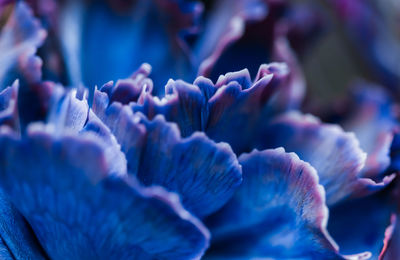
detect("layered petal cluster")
[0,1,399,260]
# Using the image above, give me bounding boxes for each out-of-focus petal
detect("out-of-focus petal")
[0,80,18,129]
[328,0,400,92]
[258,112,392,205]
[205,148,370,259]
[380,214,400,260]
[0,124,210,259]
[95,102,242,217]
[342,84,398,178]
[328,192,394,259]
[75,0,201,94]
[0,2,46,88]
[195,0,268,77]
[0,188,46,259]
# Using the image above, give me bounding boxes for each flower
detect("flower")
[0,0,399,259]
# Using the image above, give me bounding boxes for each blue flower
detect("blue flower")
[0,1,398,259]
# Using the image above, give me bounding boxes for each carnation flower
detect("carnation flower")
[0,1,399,259]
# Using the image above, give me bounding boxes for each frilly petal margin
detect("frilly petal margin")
[204,148,370,259]
[0,1,46,88]
[0,124,210,259]
[257,111,394,206]
[127,62,292,153]
[94,101,242,218]
[380,214,400,260]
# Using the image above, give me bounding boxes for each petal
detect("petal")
[195,0,268,77]
[48,88,89,133]
[0,2,46,87]
[80,111,127,177]
[97,103,242,217]
[380,214,400,260]
[133,78,211,137]
[0,80,18,129]
[342,84,398,178]
[258,112,391,205]
[205,148,370,259]
[0,189,46,259]
[328,192,393,259]
[0,124,210,259]
[76,0,201,93]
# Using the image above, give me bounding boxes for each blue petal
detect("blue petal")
[0,188,46,259]
[328,192,393,259]
[257,112,393,205]
[342,84,397,178]
[0,124,210,259]
[68,0,201,94]
[81,111,127,177]
[48,88,89,133]
[96,102,242,217]
[133,78,211,137]
[0,80,18,129]
[205,148,370,259]
[0,2,46,88]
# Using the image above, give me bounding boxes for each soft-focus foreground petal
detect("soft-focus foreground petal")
[0,189,46,259]
[0,124,210,259]
[205,148,370,259]
[94,100,242,218]
[258,112,393,205]
[0,1,46,88]
[342,84,398,179]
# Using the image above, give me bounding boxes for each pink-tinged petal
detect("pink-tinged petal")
[380,214,400,260]
[342,84,398,178]
[0,124,210,259]
[379,214,397,260]
[95,102,242,217]
[0,2,46,87]
[258,112,393,205]
[205,148,370,259]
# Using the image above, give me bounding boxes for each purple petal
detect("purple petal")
[205,148,370,259]
[0,124,210,259]
[258,112,392,205]
[96,102,242,217]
